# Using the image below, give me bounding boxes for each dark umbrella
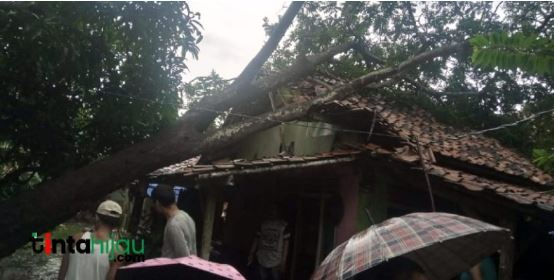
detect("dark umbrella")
[312,212,511,280]
[116,256,246,280]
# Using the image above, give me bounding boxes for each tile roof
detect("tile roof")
[149,150,360,179]
[268,75,552,187]
[372,143,554,212]
[149,156,201,177]
[318,95,554,187]
[149,143,554,212]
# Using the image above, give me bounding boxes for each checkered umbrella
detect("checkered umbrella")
[312,212,511,280]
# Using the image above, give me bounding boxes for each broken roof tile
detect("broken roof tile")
[315,94,553,187]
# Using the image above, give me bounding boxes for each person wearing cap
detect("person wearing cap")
[58,200,124,280]
[151,184,197,258]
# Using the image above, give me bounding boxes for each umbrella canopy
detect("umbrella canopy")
[116,256,246,280]
[312,212,511,280]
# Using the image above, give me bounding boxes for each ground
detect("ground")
[0,222,87,280]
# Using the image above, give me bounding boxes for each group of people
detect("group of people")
[56,185,493,280]
[56,183,292,280]
[58,184,197,280]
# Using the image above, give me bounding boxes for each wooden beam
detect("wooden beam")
[128,194,145,235]
[128,181,147,235]
[200,185,218,259]
[196,156,357,179]
[498,237,515,280]
[315,193,326,267]
[290,198,303,280]
[498,217,516,280]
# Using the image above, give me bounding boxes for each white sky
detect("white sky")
[184,1,289,81]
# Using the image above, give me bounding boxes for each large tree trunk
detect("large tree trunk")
[0,39,467,257]
[190,41,354,130]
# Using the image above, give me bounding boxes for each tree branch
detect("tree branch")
[353,40,384,68]
[189,2,303,130]
[200,42,470,153]
[327,42,469,101]
[354,41,475,96]
[404,2,430,52]
[233,2,304,86]
[191,41,354,129]
[214,41,356,126]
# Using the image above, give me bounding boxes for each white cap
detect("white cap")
[96,200,122,218]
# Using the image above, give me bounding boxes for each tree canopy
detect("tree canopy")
[0,2,202,198]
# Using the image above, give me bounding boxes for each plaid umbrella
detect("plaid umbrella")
[312,212,511,280]
[116,256,246,280]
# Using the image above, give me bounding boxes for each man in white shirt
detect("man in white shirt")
[58,200,124,280]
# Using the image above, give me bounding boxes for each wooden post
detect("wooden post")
[499,237,514,280]
[290,198,303,280]
[335,167,360,245]
[128,183,146,235]
[200,185,217,260]
[498,217,515,280]
[315,193,326,267]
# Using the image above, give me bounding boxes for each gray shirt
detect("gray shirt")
[161,210,197,258]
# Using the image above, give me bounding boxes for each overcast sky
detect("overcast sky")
[185,1,289,81]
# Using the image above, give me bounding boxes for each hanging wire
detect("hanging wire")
[96,90,554,145]
[449,108,554,140]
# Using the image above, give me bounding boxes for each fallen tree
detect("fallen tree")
[0,2,352,257]
[0,7,468,256]
[0,1,304,257]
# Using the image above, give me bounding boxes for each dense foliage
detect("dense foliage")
[0,2,202,197]
[470,32,554,75]
[262,2,554,172]
[184,71,230,107]
[534,148,554,174]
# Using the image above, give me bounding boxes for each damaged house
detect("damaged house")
[128,76,554,279]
